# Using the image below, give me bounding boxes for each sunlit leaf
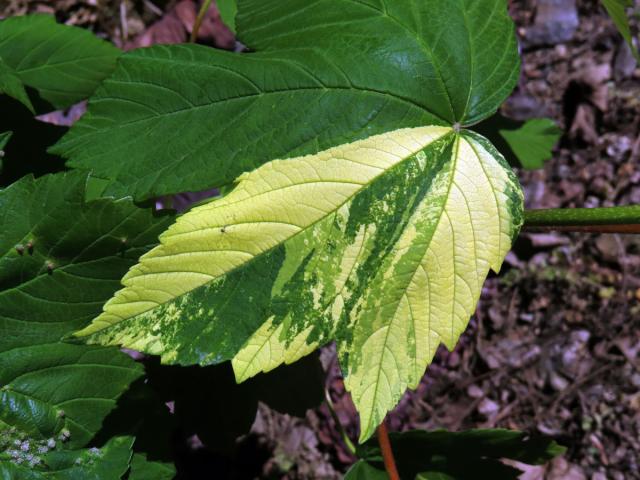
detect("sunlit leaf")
[75,126,523,441]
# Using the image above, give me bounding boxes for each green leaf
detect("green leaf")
[0,171,172,351]
[0,59,34,113]
[0,172,169,455]
[498,118,561,170]
[217,0,237,33]
[356,428,565,479]
[52,0,519,201]
[0,435,134,480]
[126,453,175,480]
[0,344,142,449]
[0,131,10,152]
[602,0,639,62]
[0,15,120,110]
[75,126,523,441]
[344,460,389,480]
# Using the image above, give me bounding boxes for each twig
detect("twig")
[190,0,213,43]
[143,0,163,16]
[324,388,357,456]
[377,421,400,480]
[119,0,128,43]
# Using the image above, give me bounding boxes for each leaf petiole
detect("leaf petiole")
[377,421,400,480]
[325,388,357,456]
[523,206,640,233]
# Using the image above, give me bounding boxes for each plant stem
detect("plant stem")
[190,0,213,43]
[523,206,640,234]
[324,388,357,456]
[377,421,400,480]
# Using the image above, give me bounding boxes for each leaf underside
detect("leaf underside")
[76,126,523,441]
[51,0,520,201]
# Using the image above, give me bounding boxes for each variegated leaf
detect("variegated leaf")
[75,126,523,441]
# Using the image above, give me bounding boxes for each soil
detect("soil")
[2,1,639,479]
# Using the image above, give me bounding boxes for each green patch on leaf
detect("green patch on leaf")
[52,0,519,201]
[0,14,120,110]
[75,126,523,441]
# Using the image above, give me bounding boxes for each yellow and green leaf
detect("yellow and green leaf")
[76,126,523,441]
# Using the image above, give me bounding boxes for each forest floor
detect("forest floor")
[2,0,639,479]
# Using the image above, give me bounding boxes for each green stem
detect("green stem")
[324,388,357,456]
[523,206,640,233]
[190,0,213,43]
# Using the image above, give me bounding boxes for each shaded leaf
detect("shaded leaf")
[92,378,176,461]
[344,460,388,480]
[52,0,519,201]
[0,131,10,152]
[0,172,169,457]
[0,15,120,110]
[0,59,33,113]
[0,345,142,449]
[475,114,561,170]
[126,453,175,480]
[499,118,561,170]
[75,127,523,441]
[216,0,237,33]
[0,171,172,351]
[145,354,323,452]
[602,0,639,62]
[357,429,566,479]
[0,436,134,480]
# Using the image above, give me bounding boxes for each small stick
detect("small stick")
[377,421,400,480]
[190,0,213,43]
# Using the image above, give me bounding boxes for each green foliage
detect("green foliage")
[602,0,639,62]
[0,172,172,350]
[0,15,120,110]
[0,172,171,473]
[499,118,562,170]
[348,429,565,479]
[0,2,590,477]
[0,436,134,480]
[127,453,175,480]
[475,114,562,170]
[51,0,519,201]
[0,131,10,152]
[0,58,33,113]
[216,0,238,32]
